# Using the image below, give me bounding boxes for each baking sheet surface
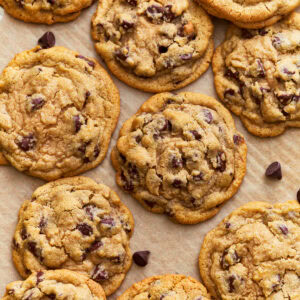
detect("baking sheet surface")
[0,5,299,298]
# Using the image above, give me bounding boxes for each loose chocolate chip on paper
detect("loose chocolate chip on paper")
[265,162,282,180]
[38,32,55,49]
[133,250,150,266]
[297,189,300,204]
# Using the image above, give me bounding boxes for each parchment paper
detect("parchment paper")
[0,5,299,298]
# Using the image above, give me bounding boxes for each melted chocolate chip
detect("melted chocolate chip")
[101,217,115,227]
[135,135,142,143]
[115,49,129,61]
[145,200,155,208]
[163,5,174,22]
[225,222,231,229]
[228,275,236,292]
[279,225,288,235]
[121,20,135,30]
[89,240,103,252]
[47,0,55,4]
[17,133,36,151]
[225,68,240,81]
[259,28,268,36]
[133,250,150,266]
[75,55,95,68]
[190,130,201,140]
[257,59,265,77]
[121,172,134,191]
[76,223,93,236]
[36,271,44,284]
[283,68,295,76]
[162,119,172,131]
[215,152,226,172]
[171,157,182,168]
[172,179,182,188]
[38,32,55,49]
[159,45,168,53]
[272,35,281,48]
[265,162,282,180]
[94,144,100,158]
[233,135,243,145]
[73,115,82,133]
[128,163,139,179]
[146,5,164,20]
[21,228,28,240]
[241,29,254,39]
[12,238,19,250]
[31,98,45,111]
[224,89,235,98]
[193,173,203,182]
[92,266,109,282]
[39,217,47,234]
[84,204,96,221]
[203,110,213,124]
[27,241,42,260]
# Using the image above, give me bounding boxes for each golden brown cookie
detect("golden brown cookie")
[12,177,134,296]
[199,201,300,299]
[1,270,106,299]
[213,13,300,137]
[0,44,119,181]
[91,0,214,92]
[195,0,299,29]
[111,92,247,224]
[118,274,211,299]
[0,0,93,24]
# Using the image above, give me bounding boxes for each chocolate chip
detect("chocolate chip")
[225,222,231,229]
[21,228,28,240]
[120,153,127,163]
[101,217,115,226]
[171,156,182,168]
[128,163,139,179]
[172,179,182,188]
[27,241,42,260]
[89,240,102,252]
[259,28,268,36]
[190,130,201,140]
[162,119,172,131]
[233,135,243,145]
[73,115,82,133]
[17,133,36,151]
[75,55,95,68]
[85,91,91,101]
[257,59,265,77]
[39,217,47,234]
[135,135,142,143]
[224,89,235,98]
[283,68,295,76]
[145,200,155,208]
[180,53,192,60]
[115,49,129,61]
[36,271,44,284]
[272,35,281,48]
[125,0,136,5]
[94,144,100,158]
[146,5,164,20]
[121,172,134,191]
[121,20,135,30]
[265,162,282,180]
[76,223,93,236]
[279,224,288,235]
[225,68,240,81]
[215,151,226,172]
[38,32,55,49]
[276,93,293,105]
[92,266,109,282]
[297,189,300,204]
[12,238,19,250]
[133,250,150,266]
[203,110,213,124]
[241,29,254,39]
[31,98,45,111]
[158,45,168,53]
[193,173,203,182]
[228,275,236,292]
[78,143,87,155]
[163,5,174,22]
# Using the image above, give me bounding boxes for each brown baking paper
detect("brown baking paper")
[0,5,299,299]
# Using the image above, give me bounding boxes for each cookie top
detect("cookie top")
[118,274,210,299]
[213,13,300,137]
[2,270,106,299]
[199,201,300,299]
[12,177,134,296]
[91,0,213,92]
[196,0,299,29]
[0,0,93,24]
[0,46,120,181]
[111,92,247,224]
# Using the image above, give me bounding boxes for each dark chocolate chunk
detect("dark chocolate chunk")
[36,271,44,284]
[92,266,109,282]
[76,223,93,236]
[121,20,135,30]
[172,179,182,188]
[203,109,213,124]
[228,275,236,292]
[31,97,45,111]
[17,133,36,151]
[257,59,265,77]
[224,89,235,98]
[145,200,155,208]
[133,250,150,267]
[84,204,96,221]
[193,173,203,182]
[39,217,47,234]
[21,228,28,240]
[265,162,282,180]
[121,172,134,191]
[163,5,174,22]
[241,29,254,39]
[171,156,182,168]
[159,45,168,53]
[27,241,42,260]
[190,130,201,140]
[297,189,300,204]
[38,32,55,49]
[101,217,115,226]
[73,115,82,133]
[233,135,243,145]
[215,152,226,172]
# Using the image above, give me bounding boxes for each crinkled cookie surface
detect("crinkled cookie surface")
[199,201,300,300]
[12,177,134,296]
[213,13,300,137]
[196,0,299,29]
[118,274,210,300]
[92,0,213,92]
[0,46,119,180]
[0,0,93,24]
[2,270,106,300]
[111,92,247,224]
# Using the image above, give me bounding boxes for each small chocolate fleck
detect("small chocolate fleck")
[265,162,282,180]
[233,135,243,145]
[76,55,95,68]
[31,98,45,111]
[133,250,150,267]
[190,130,201,140]
[172,179,182,188]
[38,32,55,49]
[74,115,82,133]
[203,110,213,124]
[121,20,135,30]
[21,228,28,240]
[94,144,100,158]
[76,223,93,236]
[36,271,44,284]
[279,224,288,235]
[125,0,137,6]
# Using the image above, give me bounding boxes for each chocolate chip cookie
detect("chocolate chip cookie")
[195,0,299,29]
[0,0,93,24]
[213,13,300,137]
[91,0,214,92]
[12,177,134,296]
[199,201,300,299]
[111,92,247,224]
[2,270,106,299]
[118,274,211,299]
[0,45,120,181]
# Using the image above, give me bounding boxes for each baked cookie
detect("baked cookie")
[12,177,134,296]
[213,13,300,137]
[199,201,300,299]
[117,274,210,299]
[111,92,247,224]
[195,0,300,29]
[0,0,93,24]
[1,270,106,299]
[91,0,214,93]
[0,45,119,181]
